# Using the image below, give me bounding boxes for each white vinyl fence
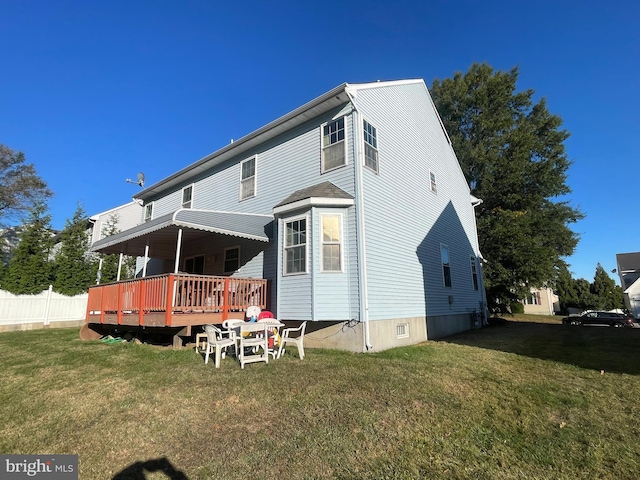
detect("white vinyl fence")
[0,286,88,332]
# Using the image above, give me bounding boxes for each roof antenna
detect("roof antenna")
[126,172,145,187]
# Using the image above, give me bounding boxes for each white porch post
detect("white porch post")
[174,228,183,274]
[142,244,149,277]
[116,253,123,281]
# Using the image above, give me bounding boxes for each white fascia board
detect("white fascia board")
[273,197,355,216]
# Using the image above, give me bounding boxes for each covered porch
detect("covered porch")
[84,208,275,346]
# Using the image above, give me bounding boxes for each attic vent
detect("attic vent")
[396,323,409,339]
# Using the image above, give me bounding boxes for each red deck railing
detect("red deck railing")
[86,274,268,326]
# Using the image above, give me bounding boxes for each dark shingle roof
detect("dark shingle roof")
[274,182,354,208]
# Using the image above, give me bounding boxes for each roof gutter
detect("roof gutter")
[345,86,373,352]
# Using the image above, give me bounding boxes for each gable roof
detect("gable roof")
[135,80,424,202]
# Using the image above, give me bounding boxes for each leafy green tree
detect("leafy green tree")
[430,63,584,310]
[0,144,52,227]
[53,203,97,295]
[2,202,54,294]
[591,263,624,311]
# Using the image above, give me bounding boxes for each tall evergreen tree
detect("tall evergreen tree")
[2,202,54,294]
[430,63,584,309]
[53,203,97,295]
[591,263,623,311]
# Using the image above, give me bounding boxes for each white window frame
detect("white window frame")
[471,256,479,291]
[429,170,437,194]
[362,118,379,173]
[144,203,153,222]
[396,323,409,339]
[240,156,257,200]
[222,246,240,274]
[184,254,205,274]
[182,185,193,209]
[321,117,347,173]
[320,213,343,273]
[283,215,308,276]
[441,244,452,288]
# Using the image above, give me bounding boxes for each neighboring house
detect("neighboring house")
[616,252,640,319]
[522,287,560,316]
[88,201,144,246]
[89,79,487,352]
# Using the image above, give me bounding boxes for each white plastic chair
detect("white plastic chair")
[276,321,307,360]
[203,324,237,368]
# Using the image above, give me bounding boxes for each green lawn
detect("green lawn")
[1,316,639,479]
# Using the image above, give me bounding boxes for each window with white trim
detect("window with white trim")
[322,117,346,172]
[284,217,307,275]
[224,246,240,273]
[144,203,153,222]
[524,291,542,305]
[240,156,256,200]
[321,214,342,272]
[363,119,379,173]
[441,244,452,287]
[430,170,437,193]
[471,256,479,291]
[184,255,204,274]
[396,323,409,339]
[182,185,193,209]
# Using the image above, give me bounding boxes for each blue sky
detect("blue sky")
[1,0,638,283]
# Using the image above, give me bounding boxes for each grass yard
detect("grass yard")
[1,315,639,479]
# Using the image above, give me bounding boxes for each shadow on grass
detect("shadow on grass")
[439,319,640,376]
[112,457,188,480]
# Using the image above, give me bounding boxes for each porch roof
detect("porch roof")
[90,209,274,258]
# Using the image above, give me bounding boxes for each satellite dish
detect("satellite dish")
[126,172,145,187]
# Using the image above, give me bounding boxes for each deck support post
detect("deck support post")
[174,229,183,274]
[142,244,149,277]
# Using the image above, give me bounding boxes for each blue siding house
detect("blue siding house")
[91,79,487,351]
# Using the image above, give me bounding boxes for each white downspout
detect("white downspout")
[346,87,373,351]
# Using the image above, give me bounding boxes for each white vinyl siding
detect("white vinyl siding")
[321,117,346,172]
[240,156,256,200]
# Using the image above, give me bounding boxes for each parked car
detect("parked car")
[562,311,635,328]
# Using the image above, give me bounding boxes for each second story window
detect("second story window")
[322,117,346,172]
[240,156,256,200]
[182,185,193,209]
[144,203,153,222]
[430,170,437,193]
[363,119,378,173]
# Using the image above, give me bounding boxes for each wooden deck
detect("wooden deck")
[85,274,269,332]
